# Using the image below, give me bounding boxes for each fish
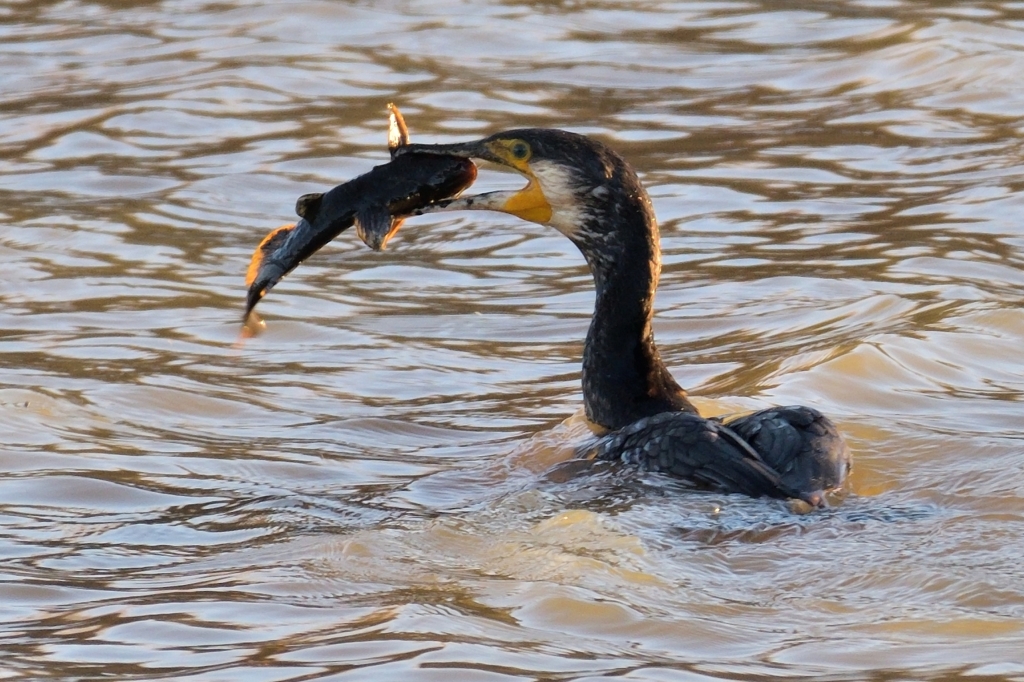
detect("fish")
[241,104,477,333]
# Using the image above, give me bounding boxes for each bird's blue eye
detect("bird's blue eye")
[510,141,529,159]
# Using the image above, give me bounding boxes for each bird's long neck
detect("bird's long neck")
[573,205,697,431]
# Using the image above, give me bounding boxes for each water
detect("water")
[3,0,1024,679]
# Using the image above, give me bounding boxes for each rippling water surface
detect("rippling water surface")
[4,0,1024,679]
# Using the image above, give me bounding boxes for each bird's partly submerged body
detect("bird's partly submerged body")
[395,128,851,506]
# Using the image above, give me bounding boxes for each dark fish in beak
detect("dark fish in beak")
[391,135,554,226]
[241,105,477,333]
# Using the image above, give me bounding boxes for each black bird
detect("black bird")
[397,129,851,507]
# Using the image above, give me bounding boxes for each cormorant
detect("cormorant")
[397,129,851,507]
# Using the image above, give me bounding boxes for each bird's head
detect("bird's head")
[397,129,657,251]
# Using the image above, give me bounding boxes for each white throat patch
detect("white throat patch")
[529,159,592,240]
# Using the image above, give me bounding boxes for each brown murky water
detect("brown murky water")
[4,0,1024,679]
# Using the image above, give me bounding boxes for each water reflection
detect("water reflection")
[3,0,1024,679]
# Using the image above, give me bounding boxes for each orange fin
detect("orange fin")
[387,103,411,156]
[246,223,296,288]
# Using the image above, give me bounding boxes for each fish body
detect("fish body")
[243,105,477,324]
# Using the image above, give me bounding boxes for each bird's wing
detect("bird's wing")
[584,411,804,501]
